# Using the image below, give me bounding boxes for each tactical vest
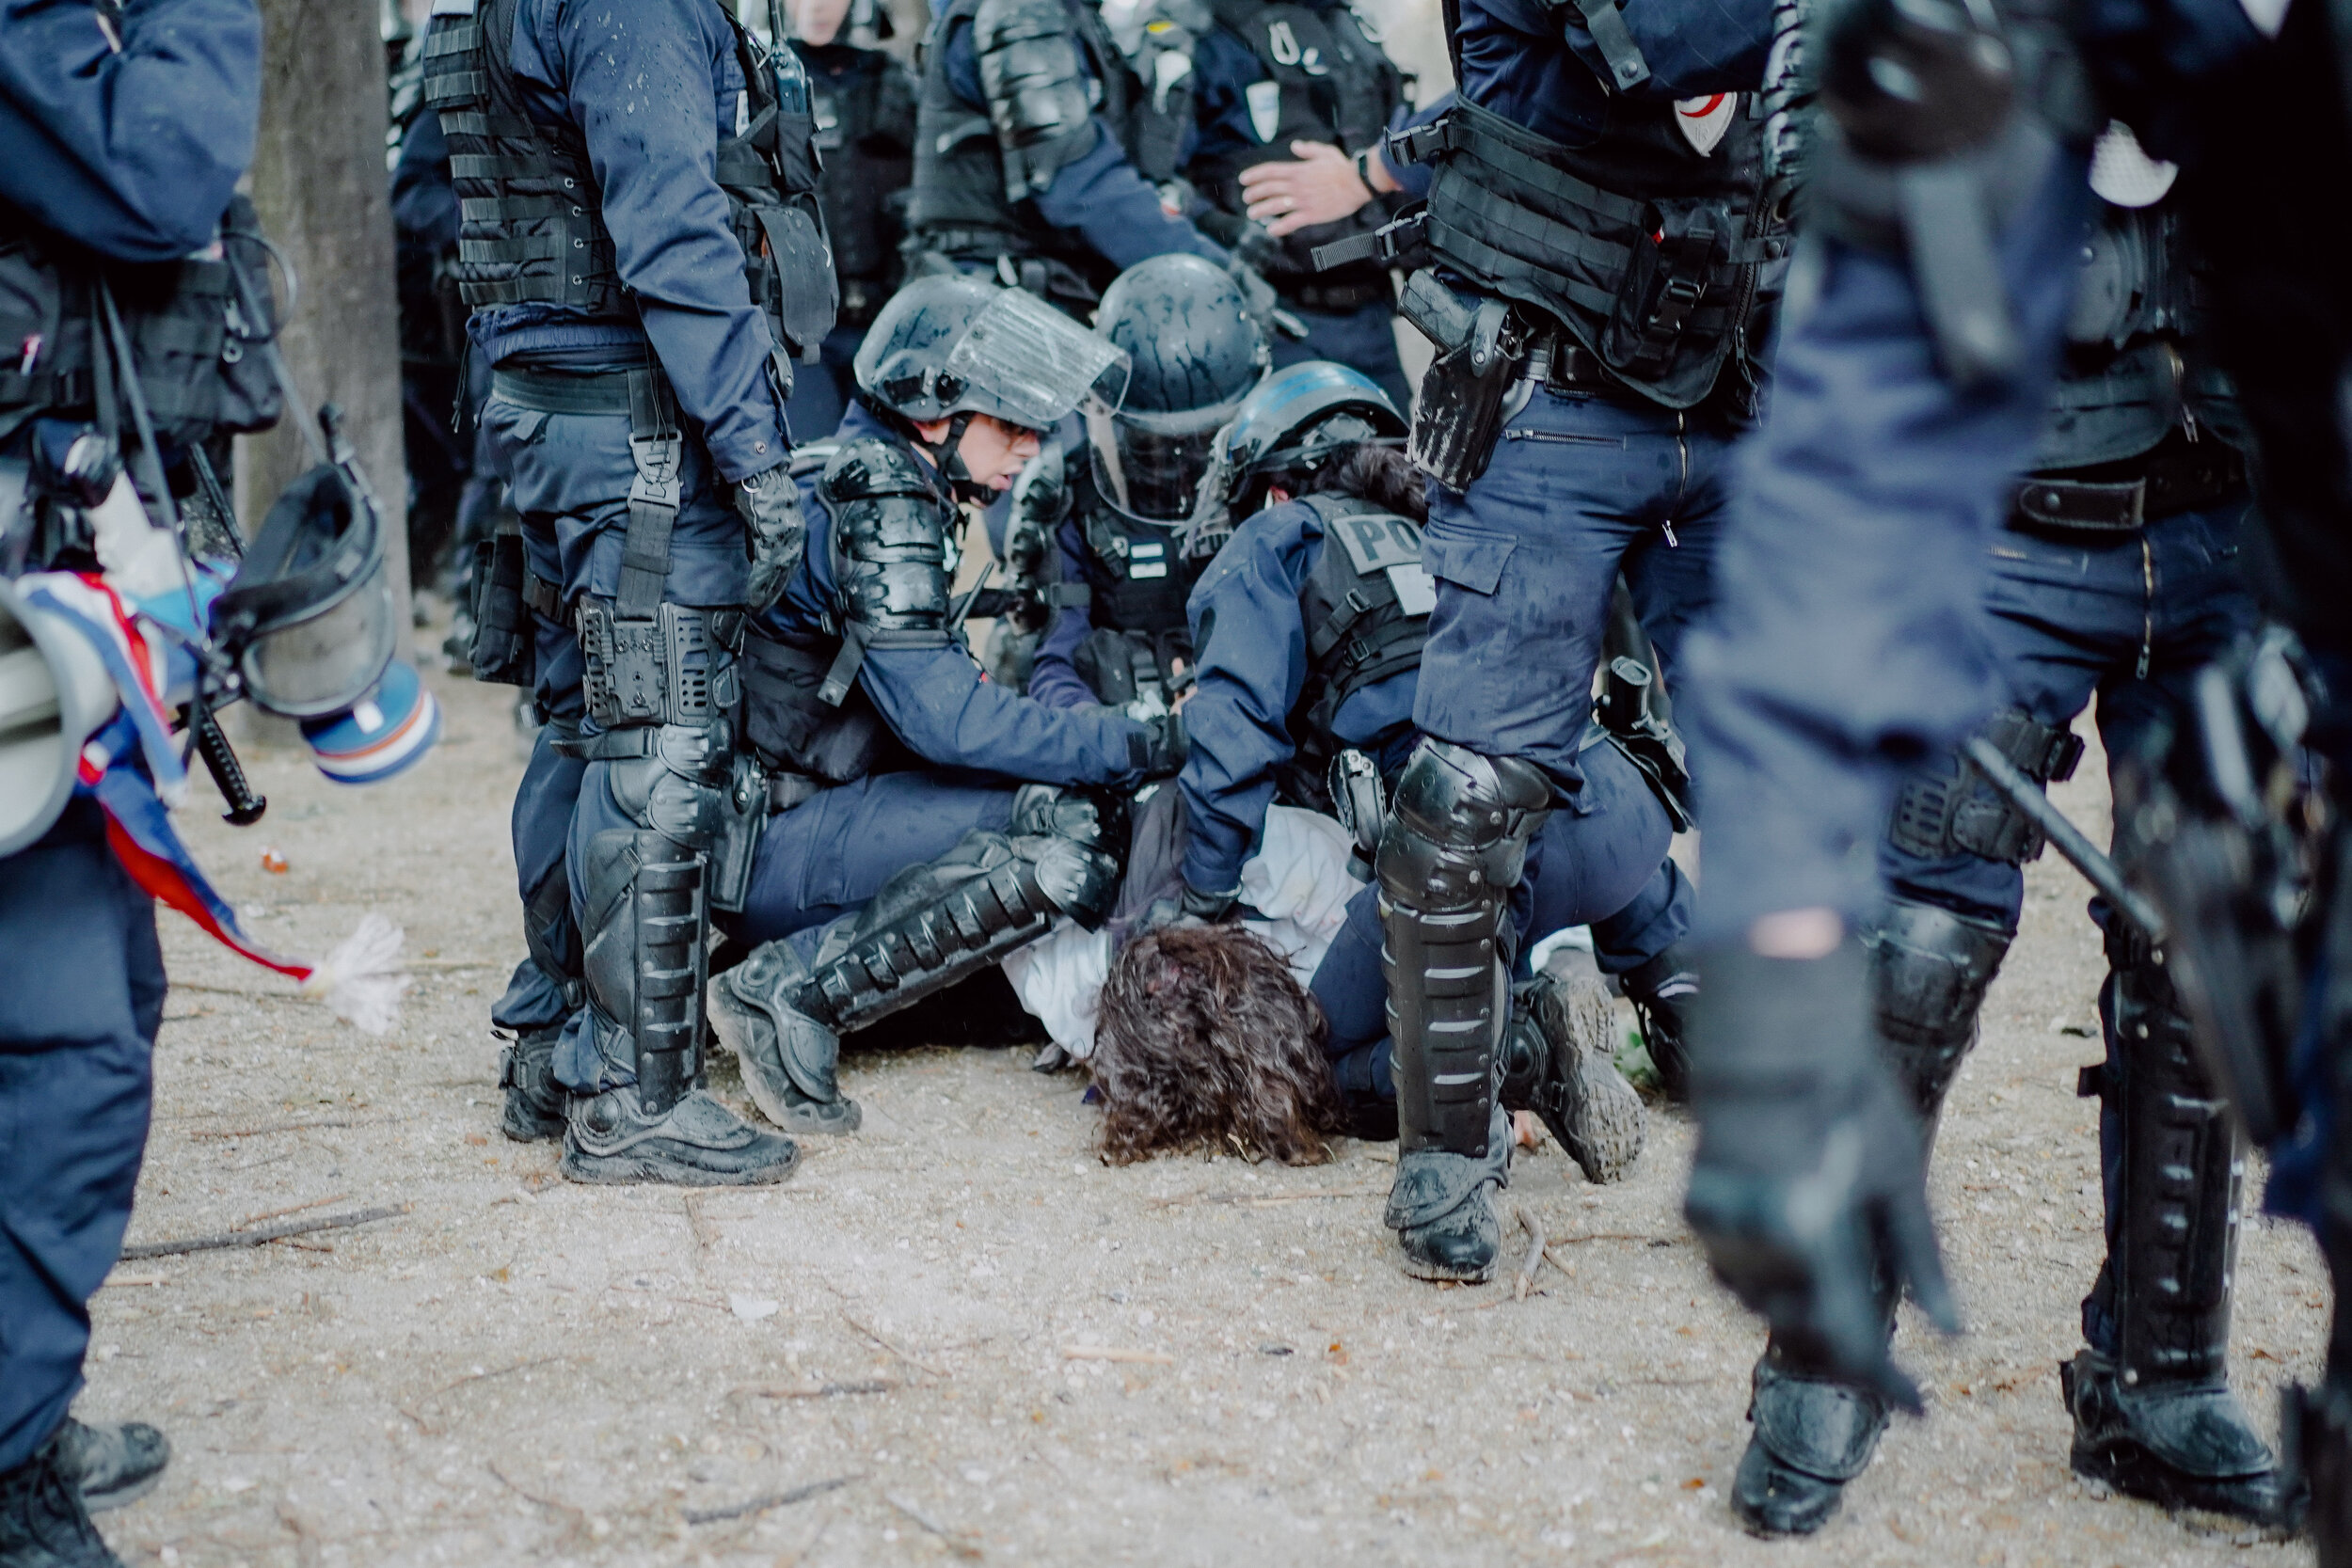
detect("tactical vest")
[1191,0,1400,292]
[799,40,915,323]
[1404,94,1786,410]
[909,0,1146,294]
[2032,197,2236,474]
[1275,493,1427,807]
[0,196,285,447]
[421,0,837,357]
[1072,459,1206,638]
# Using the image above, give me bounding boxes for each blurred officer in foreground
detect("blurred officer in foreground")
[905,0,1265,317]
[422,0,839,1184]
[1352,0,1783,1283]
[0,6,262,1562]
[1025,253,1267,715]
[1671,0,2352,1556]
[782,0,917,438]
[704,276,1183,1132]
[2,1,441,1560]
[1720,157,2296,1535]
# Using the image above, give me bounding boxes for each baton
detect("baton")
[1962,736,2168,943]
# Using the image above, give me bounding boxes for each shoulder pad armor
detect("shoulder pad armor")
[826,438,955,643]
[974,0,1099,201]
[821,436,938,502]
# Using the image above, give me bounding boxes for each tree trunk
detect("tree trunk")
[237,0,410,680]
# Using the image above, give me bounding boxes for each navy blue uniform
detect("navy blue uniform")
[1182,496,1692,1102]
[562,404,1152,1083]
[466,0,797,1050]
[0,0,261,1476]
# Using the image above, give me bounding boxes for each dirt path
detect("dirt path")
[80,667,2326,1567]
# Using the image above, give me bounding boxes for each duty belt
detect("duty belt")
[2011,442,2246,535]
[1282,277,1396,314]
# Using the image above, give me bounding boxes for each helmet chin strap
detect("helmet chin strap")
[919,412,993,505]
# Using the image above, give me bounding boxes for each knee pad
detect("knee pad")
[1862,897,2011,1121]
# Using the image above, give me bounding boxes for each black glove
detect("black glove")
[1134,711,1187,778]
[736,465,807,615]
[1680,942,1958,1414]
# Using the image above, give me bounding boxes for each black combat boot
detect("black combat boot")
[1618,945,1697,1101]
[0,1428,123,1568]
[497,1026,566,1143]
[1500,958,1646,1182]
[2062,925,2300,1528]
[52,1421,167,1514]
[1729,898,2008,1535]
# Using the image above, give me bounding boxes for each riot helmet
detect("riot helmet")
[211,462,398,720]
[856,274,1131,494]
[1088,254,1269,524]
[1213,360,1405,515]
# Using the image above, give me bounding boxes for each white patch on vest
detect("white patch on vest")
[1266,19,1303,63]
[2087,119,2179,208]
[1675,93,1736,156]
[1247,79,1282,143]
[1128,540,1168,579]
[2240,0,2288,37]
[428,0,475,14]
[1387,562,1437,616]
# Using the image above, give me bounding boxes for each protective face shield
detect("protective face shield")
[1089,254,1269,523]
[1215,359,1406,512]
[856,277,1131,432]
[0,576,116,856]
[211,464,396,721]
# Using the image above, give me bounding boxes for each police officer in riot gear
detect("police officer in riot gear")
[1722,150,2295,1536]
[906,0,1258,315]
[701,274,1183,1132]
[1162,0,1419,410]
[782,0,917,439]
[1356,0,1779,1281]
[1025,253,1268,714]
[423,0,838,1183]
[1166,362,1691,1175]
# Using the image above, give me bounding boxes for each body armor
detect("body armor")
[0,195,283,447]
[798,40,916,326]
[1275,494,1427,806]
[1397,93,1787,411]
[740,435,953,784]
[1189,0,1402,305]
[909,0,1154,302]
[1066,455,1210,697]
[422,0,837,359]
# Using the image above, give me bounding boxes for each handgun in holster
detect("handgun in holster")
[1595,586,1694,832]
[1399,270,1529,493]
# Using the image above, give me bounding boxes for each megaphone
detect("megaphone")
[0,577,118,856]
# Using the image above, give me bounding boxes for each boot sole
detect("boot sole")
[83,1468,164,1514]
[560,1145,801,1187]
[708,978,863,1135]
[2069,1438,2299,1534]
[1534,974,1646,1182]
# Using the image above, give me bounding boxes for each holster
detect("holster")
[707,750,769,915]
[1401,271,1527,493]
[469,515,534,687]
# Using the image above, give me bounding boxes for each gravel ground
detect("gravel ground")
[76,662,2328,1568]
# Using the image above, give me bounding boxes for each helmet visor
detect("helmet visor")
[240,566,397,719]
[218,464,398,719]
[946,289,1132,430]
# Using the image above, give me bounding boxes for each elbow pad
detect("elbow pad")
[822,438,955,647]
[975,0,1102,201]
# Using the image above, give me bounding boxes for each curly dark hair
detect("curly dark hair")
[1091,924,1344,1165]
[1307,442,1428,524]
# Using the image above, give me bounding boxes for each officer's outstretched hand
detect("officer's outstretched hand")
[738,466,807,614]
[1240,141,1376,235]
[1684,1054,1956,1414]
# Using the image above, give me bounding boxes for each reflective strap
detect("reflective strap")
[1566,0,1652,90]
[617,367,683,621]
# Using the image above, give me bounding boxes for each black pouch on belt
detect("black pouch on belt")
[469,515,535,687]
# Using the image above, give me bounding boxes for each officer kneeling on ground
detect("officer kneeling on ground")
[698,276,1184,1135]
